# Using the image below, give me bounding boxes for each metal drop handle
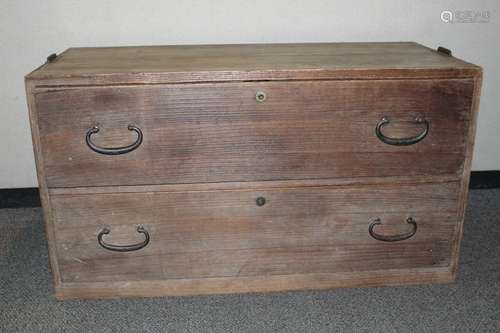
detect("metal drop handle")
[368,217,417,242]
[97,226,150,252]
[86,125,143,155]
[375,117,429,146]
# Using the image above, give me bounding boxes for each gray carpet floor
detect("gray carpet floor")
[1,189,499,333]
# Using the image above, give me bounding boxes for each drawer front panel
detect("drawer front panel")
[35,79,474,188]
[52,182,460,283]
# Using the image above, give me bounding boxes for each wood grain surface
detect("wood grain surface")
[25,42,480,86]
[51,182,460,283]
[25,42,482,299]
[25,80,62,288]
[35,79,473,188]
[54,267,455,299]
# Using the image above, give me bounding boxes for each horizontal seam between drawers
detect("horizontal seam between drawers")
[47,175,463,195]
[31,76,478,90]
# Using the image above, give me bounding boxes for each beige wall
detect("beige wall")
[1,0,498,188]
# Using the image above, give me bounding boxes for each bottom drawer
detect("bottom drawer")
[51,182,460,284]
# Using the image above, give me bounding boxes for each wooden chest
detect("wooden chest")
[25,42,482,300]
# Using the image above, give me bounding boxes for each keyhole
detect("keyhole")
[255,91,266,102]
[256,197,266,206]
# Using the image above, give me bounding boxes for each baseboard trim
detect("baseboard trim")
[1,171,499,208]
[0,187,41,208]
[469,170,500,190]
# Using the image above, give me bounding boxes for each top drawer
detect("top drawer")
[34,79,474,188]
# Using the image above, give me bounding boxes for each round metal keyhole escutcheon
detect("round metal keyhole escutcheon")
[256,197,266,206]
[255,91,266,102]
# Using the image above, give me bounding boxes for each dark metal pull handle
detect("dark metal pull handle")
[86,125,143,155]
[375,117,429,146]
[369,217,417,242]
[97,226,150,252]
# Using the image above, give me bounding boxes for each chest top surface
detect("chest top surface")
[26,42,480,86]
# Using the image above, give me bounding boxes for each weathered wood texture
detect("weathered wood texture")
[450,72,483,275]
[35,79,474,188]
[56,267,455,300]
[52,182,459,283]
[25,42,479,86]
[25,80,62,287]
[25,42,482,299]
